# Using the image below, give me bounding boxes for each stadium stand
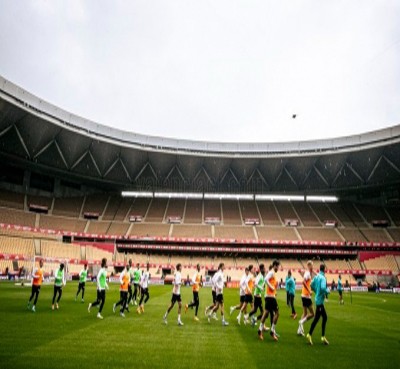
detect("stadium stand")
[183,199,203,224]
[40,240,80,259]
[129,223,171,237]
[204,199,221,219]
[388,228,400,242]
[363,255,395,271]
[86,221,111,234]
[52,197,84,218]
[27,194,53,210]
[82,195,109,216]
[308,202,338,225]
[85,245,113,262]
[328,203,354,227]
[341,203,368,227]
[164,199,185,221]
[323,259,350,270]
[239,200,260,221]
[0,236,34,256]
[221,200,242,225]
[106,222,130,236]
[103,197,133,221]
[214,225,255,239]
[386,206,400,226]
[0,208,36,227]
[256,201,281,225]
[348,258,363,270]
[171,225,212,238]
[355,204,389,224]
[297,228,342,242]
[274,201,298,223]
[361,229,392,243]
[291,202,321,226]
[0,190,24,209]
[280,258,303,270]
[256,226,299,241]
[143,198,167,222]
[39,214,87,232]
[338,228,367,243]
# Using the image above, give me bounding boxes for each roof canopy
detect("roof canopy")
[1,75,399,193]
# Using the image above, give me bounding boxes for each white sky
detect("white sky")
[0,0,399,143]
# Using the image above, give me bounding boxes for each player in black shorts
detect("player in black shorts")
[163,264,184,326]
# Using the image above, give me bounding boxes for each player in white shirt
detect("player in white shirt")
[163,263,184,326]
[237,265,255,325]
[207,263,229,326]
[137,263,150,314]
[205,271,219,321]
[297,260,315,336]
[229,268,248,319]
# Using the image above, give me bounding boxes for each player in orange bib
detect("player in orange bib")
[185,264,202,321]
[297,260,315,336]
[27,259,44,312]
[258,260,280,341]
[113,264,130,318]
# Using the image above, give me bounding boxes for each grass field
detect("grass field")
[0,282,399,369]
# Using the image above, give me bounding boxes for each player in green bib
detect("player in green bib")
[132,263,142,305]
[127,259,134,308]
[75,264,88,302]
[88,258,109,319]
[52,263,66,310]
[249,264,266,326]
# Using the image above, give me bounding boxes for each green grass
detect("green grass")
[0,282,399,369]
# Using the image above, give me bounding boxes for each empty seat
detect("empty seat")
[256,201,281,225]
[184,200,203,224]
[172,225,211,238]
[221,200,242,225]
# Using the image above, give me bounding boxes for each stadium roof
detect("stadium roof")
[1,75,400,194]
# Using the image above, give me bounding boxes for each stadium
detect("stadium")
[0,3,400,369]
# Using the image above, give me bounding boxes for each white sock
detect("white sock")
[271,323,276,332]
[259,322,263,331]
[178,314,181,321]
[300,317,306,324]
[237,312,241,318]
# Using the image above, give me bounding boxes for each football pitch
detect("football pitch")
[0,282,399,369]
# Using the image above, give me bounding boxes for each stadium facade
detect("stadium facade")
[0,75,399,288]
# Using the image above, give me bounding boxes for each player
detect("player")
[88,258,109,320]
[258,260,280,341]
[286,270,297,319]
[229,268,248,319]
[306,264,330,345]
[249,264,265,326]
[205,272,218,321]
[132,263,142,305]
[207,263,229,326]
[27,259,44,312]
[137,263,150,314]
[338,274,344,305]
[163,263,184,326]
[237,265,255,325]
[297,260,315,336]
[113,264,130,317]
[75,264,88,302]
[51,263,66,310]
[127,259,134,307]
[185,263,202,321]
